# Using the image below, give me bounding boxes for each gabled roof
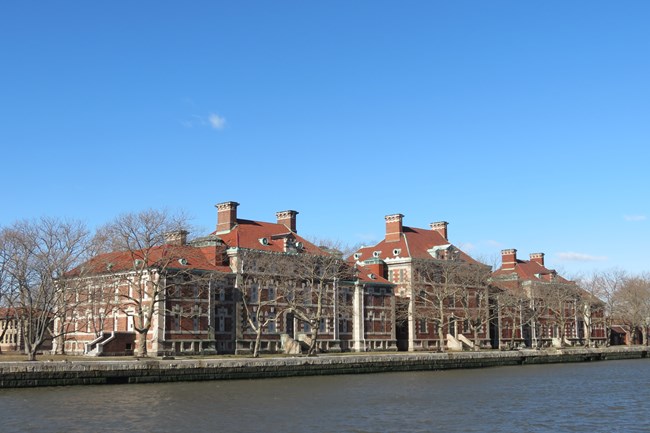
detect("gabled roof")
[350,225,480,265]
[492,258,570,284]
[213,218,326,255]
[354,264,393,286]
[69,244,232,277]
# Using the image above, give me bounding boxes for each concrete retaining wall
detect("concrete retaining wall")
[0,346,646,388]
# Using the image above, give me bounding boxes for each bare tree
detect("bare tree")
[95,209,193,357]
[1,218,91,360]
[614,273,650,345]
[236,249,288,358]
[496,284,534,348]
[0,229,18,347]
[573,273,607,347]
[457,263,494,348]
[283,245,349,356]
[535,280,581,348]
[409,257,489,350]
[588,268,628,344]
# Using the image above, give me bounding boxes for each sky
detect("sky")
[1,1,648,277]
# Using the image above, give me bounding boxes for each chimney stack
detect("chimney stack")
[530,252,545,267]
[430,221,449,240]
[501,249,517,270]
[364,258,387,280]
[164,230,188,246]
[276,210,299,233]
[215,201,239,233]
[385,214,404,242]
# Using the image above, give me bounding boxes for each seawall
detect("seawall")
[0,346,646,388]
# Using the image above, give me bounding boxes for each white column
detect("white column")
[352,282,365,352]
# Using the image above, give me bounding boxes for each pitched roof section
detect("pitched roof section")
[351,225,480,265]
[70,244,232,277]
[355,264,393,286]
[213,218,325,255]
[492,256,570,284]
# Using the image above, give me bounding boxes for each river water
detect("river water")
[0,358,648,433]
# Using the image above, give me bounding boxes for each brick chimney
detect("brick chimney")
[385,214,404,242]
[501,249,517,270]
[164,230,188,246]
[430,221,449,240]
[364,258,386,280]
[276,210,298,233]
[530,252,545,267]
[215,201,239,233]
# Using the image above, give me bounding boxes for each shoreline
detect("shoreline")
[0,346,646,388]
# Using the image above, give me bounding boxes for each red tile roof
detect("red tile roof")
[354,264,393,285]
[70,244,232,277]
[213,219,326,255]
[71,216,331,278]
[350,225,480,265]
[492,258,570,284]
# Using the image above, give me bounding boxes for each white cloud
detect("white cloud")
[355,233,379,243]
[458,242,476,251]
[180,113,226,130]
[208,113,226,129]
[556,252,607,262]
[624,215,647,222]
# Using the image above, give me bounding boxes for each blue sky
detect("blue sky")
[1,1,648,276]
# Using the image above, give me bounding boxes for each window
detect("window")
[250,285,259,303]
[419,319,427,333]
[319,318,326,333]
[174,313,180,331]
[339,317,350,333]
[217,307,227,332]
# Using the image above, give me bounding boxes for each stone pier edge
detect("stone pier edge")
[0,346,646,388]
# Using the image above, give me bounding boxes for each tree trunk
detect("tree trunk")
[437,301,446,350]
[136,330,148,357]
[308,322,319,356]
[253,328,263,358]
[437,320,445,351]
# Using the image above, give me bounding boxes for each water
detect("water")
[0,359,648,433]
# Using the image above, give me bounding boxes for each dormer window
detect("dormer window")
[372,251,381,258]
[393,248,401,256]
[353,253,361,260]
[258,237,269,246]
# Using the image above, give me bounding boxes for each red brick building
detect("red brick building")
[491,249,607,348]
[59,201,395,356]
[351,214,494,351]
